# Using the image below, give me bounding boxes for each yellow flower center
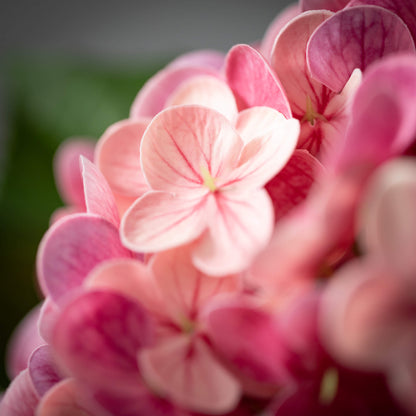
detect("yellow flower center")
[201,165,217,192]
[319,367,339,405]
[302,96,327,126]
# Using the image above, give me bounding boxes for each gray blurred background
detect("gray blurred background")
[0,0,292,390]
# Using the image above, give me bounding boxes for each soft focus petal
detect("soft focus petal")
[6,305,44,379]
[301,0,349,12]
[95,118,150,198]
[140,105,243,193]
[140,335,241,414]
[307,6,415,92]
[37,214,131,300]
[193,189,274,276]
[53,138,95,208]
[38,299,59,345]
[225,44,291,117]
[166,49,225,72]
[80,157,120,227]
[0,369,39,416]
[121,191,215,253]
[53,290,153,393]
[166,75,238,120]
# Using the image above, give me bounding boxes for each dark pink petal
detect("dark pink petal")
[95,118,150,198]
[348,0,416,45]
[166,49,225,72]
[140,105,243,194]
[0,369,39,416]
[6,305,44,379]
[261,3,301,61]
[53,290,153,393]
[193,189,274,276]
[37,379,93,416]
[81,157,120,227]
[150,245,239,324]
[37,213,131,300]
[140,335,241,414]
[204,297,291,385]
[333,54,416,173]
[308,6,415,92]
[53,138,95,208]
[28,345,61,397]
[121,191,215,253]
[301,0,349,12]
[266,150,324,222]
[166,75,238,120]
[225,44,291,117]
[130,66,218,119]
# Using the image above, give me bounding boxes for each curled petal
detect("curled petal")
[307,6,415,92]
[37,214,131,300]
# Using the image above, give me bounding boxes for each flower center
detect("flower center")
[302,95,327,126]
[201,165,217,192]
[319,367,339,405]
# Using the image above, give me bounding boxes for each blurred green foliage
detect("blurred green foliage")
[0,57,164,389]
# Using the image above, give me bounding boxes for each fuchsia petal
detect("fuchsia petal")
[121,191,215,253]
[225,45,291,117]
[166,75,238,120]
[37,214,131,300]
[53,290,153,393]
[37,379,92,416]
[95,119,150,198]
[333,54,416,173]
[6,305,44,379]
[265,150,324,222]
[348,0,416,45]
[80,157,120,227]
[166,49,225,72]
[224,107,299,191]
[204,297,291,385]
[85,258,164,317]
[307,6,415,93]
[271,10,333,119]
[28,345,61,397]
[193,189,274,276]
[0,369,39,416]
[301,0,349,12]
[261,3,301,61]
[359,158,416,282]
[130,66,218,119]
[150,246,239,324]
[140,335,241,414]
[53,139,95,208]
[140,105,243,193]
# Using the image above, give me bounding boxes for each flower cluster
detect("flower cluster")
[2,1,416,415]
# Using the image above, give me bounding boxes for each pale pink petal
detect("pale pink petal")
[121,191,215,253]
[193,189,274,275]
[225,44,291,117]
[167,49,225,71]
[95,118,150,198]
[204,296,291,385]
[37,379,92,416]
[85,258,165,317]
[80,157,120,227]
[301,0,349,12]
[113,192,138,219]
[38,298,59,345]
[37,213,131,300]
[28,345,61,397]
[52,290,153,393]
[140,105,243,193]
[6,305,43,380]
[222,107,299,191]
[150,245,239,325]
[265,149,324,222]
[130,66,219,119]
[53,138,95,208]
[166,75,238,120]
[0,369,39,416]
[260,3,301,61]
[307,6,415,92]
[271,10,333,119]
[359,158,416,282]
[140,335,241,414]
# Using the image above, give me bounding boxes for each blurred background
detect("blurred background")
[0,0,292,389]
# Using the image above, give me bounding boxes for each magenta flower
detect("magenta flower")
[120,105,299,275]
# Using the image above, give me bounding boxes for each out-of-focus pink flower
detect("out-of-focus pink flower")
[121,105,299,275]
